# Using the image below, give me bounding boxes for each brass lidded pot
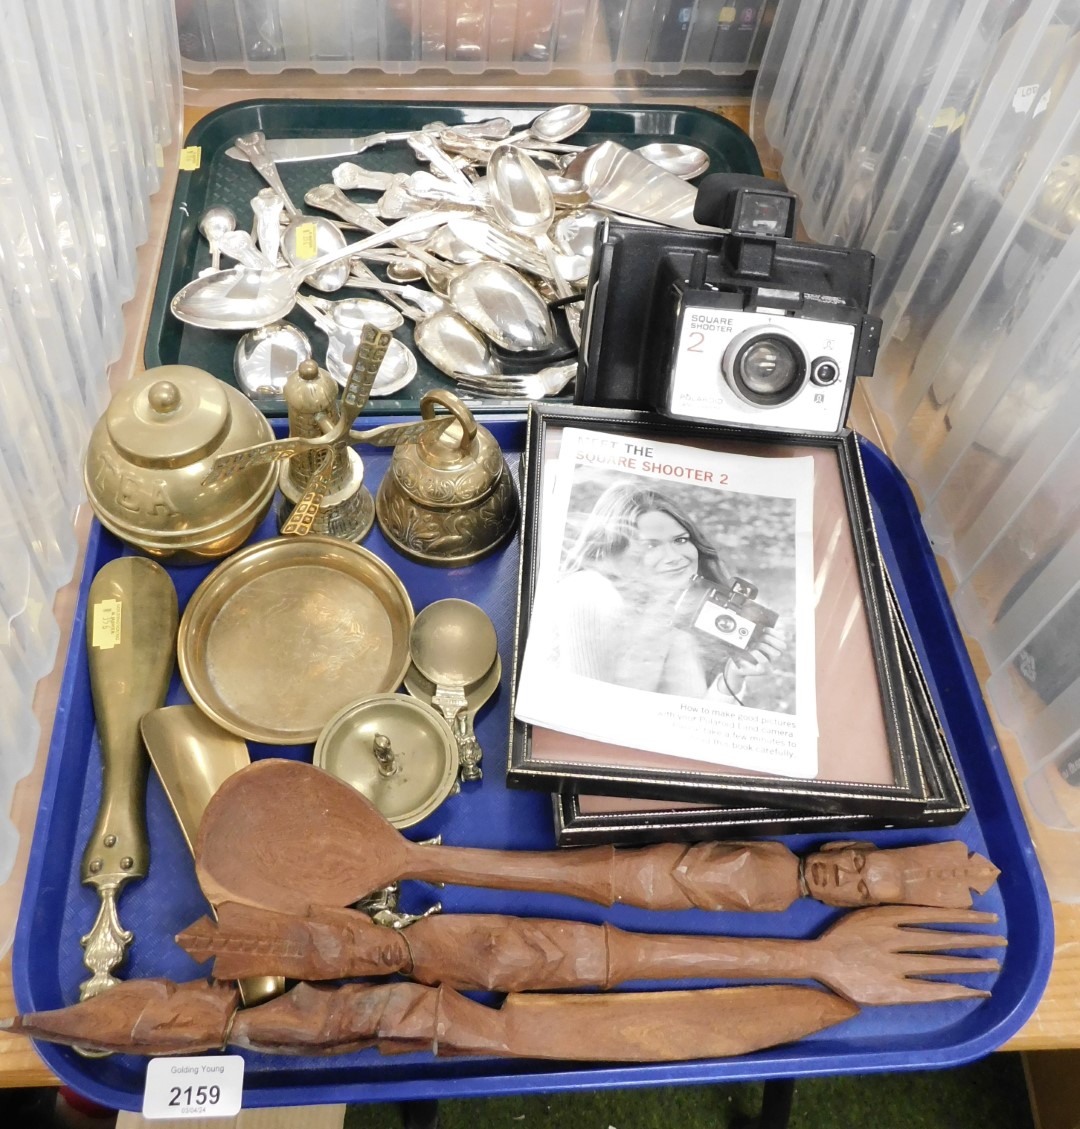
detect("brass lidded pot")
[85,365,277,563]
[314,694,459,829]
[375,389,518,566]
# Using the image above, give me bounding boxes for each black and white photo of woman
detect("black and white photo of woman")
[547,477,794,712]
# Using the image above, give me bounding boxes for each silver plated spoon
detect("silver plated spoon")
[170,210,450,330]
[447,261,556,353]
[233,322,313,399]
[635,142,711,180]
[233,131,351,292]
[487,143,574,299]
[197,206,236,274]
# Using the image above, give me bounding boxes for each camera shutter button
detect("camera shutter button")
[810,357,841,386]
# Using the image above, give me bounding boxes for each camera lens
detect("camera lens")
[723,329,808,407]
[714,614,738,634]
[811,357,841,386]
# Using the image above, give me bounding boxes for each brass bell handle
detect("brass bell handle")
[419,389,477,453]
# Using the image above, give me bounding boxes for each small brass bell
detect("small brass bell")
[375,390,519,566]
[277,359,375,542]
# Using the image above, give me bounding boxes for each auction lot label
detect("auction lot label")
[142,1055,244,1120]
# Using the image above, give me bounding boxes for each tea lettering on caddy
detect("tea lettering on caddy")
[92,451,180,518]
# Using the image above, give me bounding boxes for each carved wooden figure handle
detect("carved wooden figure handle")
[403,837,803,912]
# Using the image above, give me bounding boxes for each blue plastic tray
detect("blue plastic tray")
[13,427,1053,1111]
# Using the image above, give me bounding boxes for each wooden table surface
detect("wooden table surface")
[1,91,1077,1095]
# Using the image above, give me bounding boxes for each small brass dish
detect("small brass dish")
[314,694,458,828]
[178,536,413,744]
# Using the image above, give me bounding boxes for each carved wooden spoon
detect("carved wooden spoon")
[193,760,998,917]
[194,759,805,914]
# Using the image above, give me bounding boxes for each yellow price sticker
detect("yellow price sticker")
[294,222,319,260]
[179,146,202,171]
[92,598,122,650]
[931,108,966,134]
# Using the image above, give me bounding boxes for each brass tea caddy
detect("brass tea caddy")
[84,365,277,563]
[375,389,518,566]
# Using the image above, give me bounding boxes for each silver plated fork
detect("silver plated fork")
[452,361,577,400]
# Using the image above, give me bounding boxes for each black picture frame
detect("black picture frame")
[506,404,926,815]
[551,573,968,844]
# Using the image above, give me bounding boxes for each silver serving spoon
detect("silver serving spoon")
[414,309,501,379]
[233,322,313,399]
[170,210,450,330]
[233,131,351,292]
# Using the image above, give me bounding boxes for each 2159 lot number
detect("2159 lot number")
[169,1085,221,1108]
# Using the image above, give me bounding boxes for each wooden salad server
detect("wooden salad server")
[1,977,857,1062]
[0,979,237,1057]
[195,759,999,916]
[79,557,178,1000]
[177,902,1005,1006]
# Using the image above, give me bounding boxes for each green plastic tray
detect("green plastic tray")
[146,98,762,416]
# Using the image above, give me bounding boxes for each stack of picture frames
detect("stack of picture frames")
[508,404,969,846]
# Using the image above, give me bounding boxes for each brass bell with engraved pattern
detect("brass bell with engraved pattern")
[375,389,518,566]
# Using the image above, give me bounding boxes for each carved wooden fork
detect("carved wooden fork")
[178,902,1005,1007]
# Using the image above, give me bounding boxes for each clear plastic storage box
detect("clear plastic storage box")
[753,0,1080,900]
[174,0,770,77]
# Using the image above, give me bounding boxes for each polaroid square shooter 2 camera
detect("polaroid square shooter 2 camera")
[677,576,779,652]
[577,174,882,435]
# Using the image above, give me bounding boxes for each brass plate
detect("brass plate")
[178,536,413,744]
[314,694,458,828]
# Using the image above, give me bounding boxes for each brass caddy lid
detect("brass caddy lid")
[106,365,234,467]
[314,694,458,828]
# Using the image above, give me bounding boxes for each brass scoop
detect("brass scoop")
[409,598,499,781]
[140,705,282,1006]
